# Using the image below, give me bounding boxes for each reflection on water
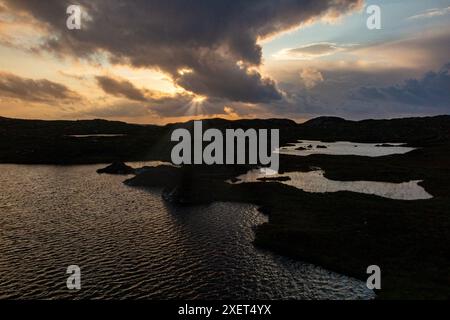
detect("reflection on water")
[126,160,174,169]
[231,169,432,201]
[0,165,374,300]
[68,134,127,138]
[279,140,415,157]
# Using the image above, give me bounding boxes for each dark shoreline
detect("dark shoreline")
[121,154,449,299]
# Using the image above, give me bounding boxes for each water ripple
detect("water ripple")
[0,164,374,300]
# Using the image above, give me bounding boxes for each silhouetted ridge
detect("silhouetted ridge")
[168,118,298,130]
[297,115,450,144]
[0,115,449,164]
[302,116,349,128]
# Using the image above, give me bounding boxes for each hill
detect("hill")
[0,115,449,164]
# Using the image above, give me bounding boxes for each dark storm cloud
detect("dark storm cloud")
[96,76,147,101]
[0,72,79,103]
[3,0,362,103]
[354,64,450,108]
[175,56,283,103]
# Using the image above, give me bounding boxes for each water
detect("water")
[125,160,175,169]
[279,140,415,157]
[231,169,432,200]
[68,134,127,138]
[0,164,374,300]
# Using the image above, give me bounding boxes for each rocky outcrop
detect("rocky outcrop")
[97,161,135,175]
[162,181,215,206]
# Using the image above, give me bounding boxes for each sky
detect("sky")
[0,0,449,124]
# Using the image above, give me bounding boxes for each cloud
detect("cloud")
[175,56,283,103]
[0,72,80,103]
[94,74,232,117]
[76,102,153,119]
[353,64,450,108]
[223,106,239,118]
[96,76,147,101]
[263,58,450,121]
[274,42,345,60]
[407,7,450,20]
[299,68,324,88]
[72,95,239,121]
[2,0,362,104]
[343,30,450,72]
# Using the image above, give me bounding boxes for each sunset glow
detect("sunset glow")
[0,0,449,124]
